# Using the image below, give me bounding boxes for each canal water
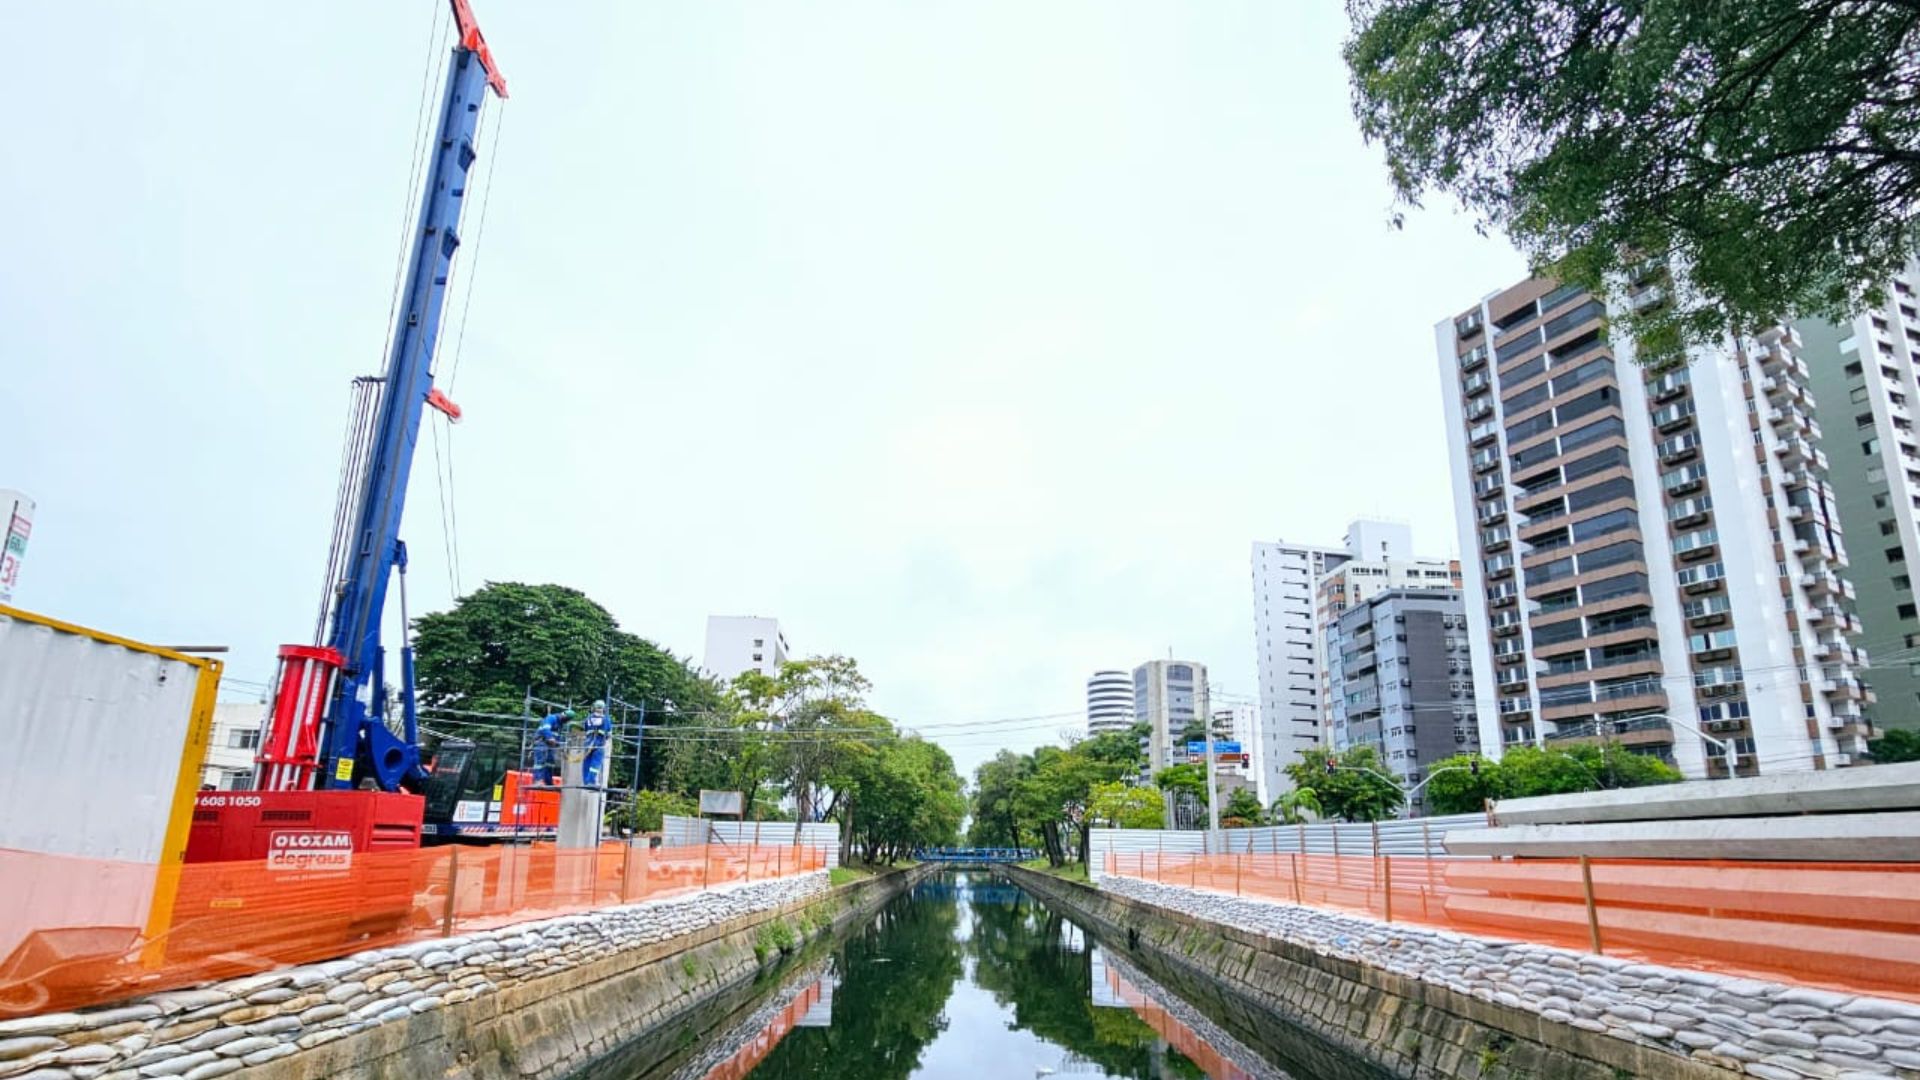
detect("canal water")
[601,872,1390,1080]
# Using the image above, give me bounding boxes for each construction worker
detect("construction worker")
[533,709,573,785]
[582,700,611,788]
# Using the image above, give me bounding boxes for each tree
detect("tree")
[1284,747,1404,822]
[604,789,695,835]
[968,751,1031,849]
[1346,1,1920,364]
[1087,782,1163,829]
[1270,786,1321,825]
[1423,754,1503,816]
[410,582,725,790]
[1152,763,1207,801]
[1870,729,1920,764]
[1423,745,1682,814]
[1221,787,1265,827]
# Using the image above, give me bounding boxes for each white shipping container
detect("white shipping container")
[0,605,221,961]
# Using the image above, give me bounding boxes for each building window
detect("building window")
[228,729,260,750]
[1890,547,1907,564]
[1901,603,1918,621]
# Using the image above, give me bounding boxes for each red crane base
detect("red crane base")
[185,790,424,864]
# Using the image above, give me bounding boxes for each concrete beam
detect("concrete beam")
[1488,762,1920,826]
[1443,810,1920,861]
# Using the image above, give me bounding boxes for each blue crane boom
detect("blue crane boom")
[261,1,507,795]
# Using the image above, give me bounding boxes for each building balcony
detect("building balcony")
[1470,420,1501,446]
[1457,311,1484,339]
[1466,396,1494,422]
[1477,504,1508,526]
[1649,369,1691,401]
[1463,372,1492,396]
[1460,343,1489,369]
[1652,401,1698,431]
[1658,432,1702,463]
[1473,449,1502,473]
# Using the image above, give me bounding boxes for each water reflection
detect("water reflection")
[647,873,1286,1080]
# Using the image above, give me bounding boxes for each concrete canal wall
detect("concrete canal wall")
[1008,866,1920,1080]
[0,866,927,1080]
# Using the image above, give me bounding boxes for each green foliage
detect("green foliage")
[972,737,1139,866]
[1870,729,1920,764]
[409,582,725,790]
[1283,747,1404,822]
[1221,787,1265,826]
[1423,746,1682,815]
[680,955,698,979]
[1346,1,1920,365]
[604,788,696,835]
[1087,782,1163,829]
[1152,763,1207,803]
[1270,787,1321,825]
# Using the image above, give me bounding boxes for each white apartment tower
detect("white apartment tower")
[1438,275,1875,780]
[1799,256,1920,729]
[703,615,790,683]
[1249,520,1421,802]
[1085,670,1135,735]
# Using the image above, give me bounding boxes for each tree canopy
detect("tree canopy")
[1346,1,1920,363]
[1422,745,1682,816]
[1869,729,1920,764]
[1283,747,1405,822]
[969,732,1149,865]
[410,585,963,859]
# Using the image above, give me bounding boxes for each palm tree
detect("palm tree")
[1271,787,1321,825]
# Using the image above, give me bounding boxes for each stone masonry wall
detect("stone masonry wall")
[1098,874,1920,1080]
[0,871,829,1080]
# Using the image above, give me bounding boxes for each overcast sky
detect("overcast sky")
[2,1,1527,779]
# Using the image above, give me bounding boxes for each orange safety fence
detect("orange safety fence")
[1107,851,1920,1003]
[700,975,827,1080]
[0,842,826,1017]
[1103,962,1258,1080]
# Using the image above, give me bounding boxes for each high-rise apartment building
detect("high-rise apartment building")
[1133,659,1209,771]
[1324,588,1477,816]
[1315,554,1462,719]
[703,615,790,683]
[1800,257,1920,729]
[1085,670,1135,735]
[1438,275,1875,779]
[1250,520,1427,801]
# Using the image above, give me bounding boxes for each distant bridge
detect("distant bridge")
[914,847,1034,865]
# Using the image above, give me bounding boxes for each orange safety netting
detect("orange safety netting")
[0,842,826,1017]
[1107,852,1920,1002]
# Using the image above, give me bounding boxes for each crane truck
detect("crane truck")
[185,0,526,862]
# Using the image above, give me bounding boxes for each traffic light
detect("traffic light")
[1469,757,1480,776]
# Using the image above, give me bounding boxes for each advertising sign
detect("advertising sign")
[699,789,745,816]
[0,491,33,605]
[266,830,353,871]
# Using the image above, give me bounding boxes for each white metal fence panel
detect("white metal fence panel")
[1088,813,1485,882]
[658,816,842,868]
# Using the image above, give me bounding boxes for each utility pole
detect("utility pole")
[1203,713,1220,834]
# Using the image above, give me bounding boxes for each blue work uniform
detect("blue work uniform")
[533,712,567,785]
[581,708,611,788]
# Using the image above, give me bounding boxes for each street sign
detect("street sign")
[1186,741,1242,755]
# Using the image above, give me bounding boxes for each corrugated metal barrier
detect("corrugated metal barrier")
[0,841,827,1017]
[1104,850,1920,1002]
[661,816,842,868]
[1087,815,1483,883]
